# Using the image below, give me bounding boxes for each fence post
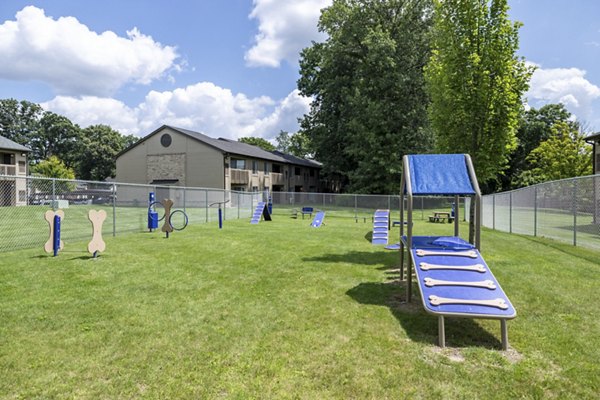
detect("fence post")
[52,179,56,211]
[354,195,357,221]
[183,187,187,213]
[509,192,513,234]
[238,192,240,219]
[223,191,227,221]
[112,183,117,237]
[533,186,537,237]
[205,190,208,223]
[573,180,577,246]
[492,195,496,230]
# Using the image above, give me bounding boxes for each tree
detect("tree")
[298,0,433,193]
[275,130,314,159]
[239,136,276,151]
[30,155,76,193]
[29,111,82,166]
[0,99,43,145]
[425,0,533,187]
[514,122,592,186]
[76,125,128,181]
[502,103,576,189]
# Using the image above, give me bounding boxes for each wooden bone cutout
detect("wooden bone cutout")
[44,209,65,253]
[87,210,107,255]
[161,199,174,233]
[424,277,496,289]
[420,262,486,273]
[428,295,508,310]
[416,249,478,258]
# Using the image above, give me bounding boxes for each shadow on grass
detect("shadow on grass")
[364,231,372,242]
[303,250,396,267]
[556,223,600,236]
[346,281,503,349]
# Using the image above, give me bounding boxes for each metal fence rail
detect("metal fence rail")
[476,174,600,250]
[0,175,262,252]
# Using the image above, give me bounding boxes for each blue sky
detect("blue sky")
[0,0,599,140]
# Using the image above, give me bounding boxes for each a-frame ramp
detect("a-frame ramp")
[310,211,325,227]
[250,202,272,224]
[372,209,390,245]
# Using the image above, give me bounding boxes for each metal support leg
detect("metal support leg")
[501,319,508,350]
[438,316,445,347]
[399,242,404,281]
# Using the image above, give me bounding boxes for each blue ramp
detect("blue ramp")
[250,202,272,224]
[372,209,390,245]
[310,211,325,227]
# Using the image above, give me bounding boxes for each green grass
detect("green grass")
[1,216,599,398]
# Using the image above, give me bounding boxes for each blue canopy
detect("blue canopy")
[407,154,476,195]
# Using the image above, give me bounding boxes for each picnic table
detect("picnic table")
[429,211,453,223]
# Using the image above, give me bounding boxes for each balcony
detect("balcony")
[270,172,285,185]
[230,168,250,184]
[0,164,17,176]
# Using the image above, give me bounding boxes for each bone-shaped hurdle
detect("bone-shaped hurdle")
[416,249,478,258]
[44,209,65,255]
[161,199,174,237]
[87,209,107,257]
[419,262,486,273]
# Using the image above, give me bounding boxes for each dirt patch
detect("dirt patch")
[501,347,524,364]
[430,346,466,362]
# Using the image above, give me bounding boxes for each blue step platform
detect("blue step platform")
[372,209,390,245]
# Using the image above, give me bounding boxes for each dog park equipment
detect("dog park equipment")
[209,200,230,229]
[147,198,188,238]
[250,201,272,224]
[44,210,64,256]
[148,192,159,232]
[372,209,390,245]
[87,210,106,258]
[310,211,325,227]
[399,154,516,349]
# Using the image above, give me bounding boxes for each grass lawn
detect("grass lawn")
[1,215,599,398]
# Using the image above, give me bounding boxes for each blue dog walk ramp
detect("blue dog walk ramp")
[250,202,272,224]
[372,209,390,245]
[310,211,325,227]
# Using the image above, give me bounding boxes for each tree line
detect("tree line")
[0,99,137,181]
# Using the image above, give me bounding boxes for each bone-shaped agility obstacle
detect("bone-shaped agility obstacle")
[161,199,174,237]
[428,295,508,310]
[419,262,486,273]
[416,249,478,258]
[87,209,107,257]
[44,209,65,255]
[424,277,496,290]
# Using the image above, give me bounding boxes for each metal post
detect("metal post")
[438,316,446,347]
[573,180,577,246]
[52,179,56,211]
[533,186,537,237]
[454,195,459,237]
[223,191,226,222]
[112,183,117,237]
[205,190,208,223]
[354,195,357,221]
[509,192,513,234]
[493,195,496,230]
[237,192,240,220]
[501,319,508,350]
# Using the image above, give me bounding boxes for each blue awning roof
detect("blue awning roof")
[407,154,476,195]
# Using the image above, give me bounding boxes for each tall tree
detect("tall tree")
[514,121,592,186]
[0,99,43,145]
[239,137,276,151]
[76,125,127,181]
[29,111,82,166]
[425,0,532,187]
[275,130,314,159]
[502,103,576,189]
[298,0,433,193]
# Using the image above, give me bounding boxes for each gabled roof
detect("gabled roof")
[0,135,31,152]
[118,125,321,168]
[584,132,600,142]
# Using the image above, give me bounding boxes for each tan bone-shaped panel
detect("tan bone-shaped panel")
[87,209,107,254]
[161,199,174,233]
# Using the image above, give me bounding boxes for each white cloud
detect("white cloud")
[245,0,331,67]
[42,84,312,140]
[0,6,179,96]
[527,65,600,123]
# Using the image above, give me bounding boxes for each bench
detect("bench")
[301,207,314,219]
[428,212,454,223]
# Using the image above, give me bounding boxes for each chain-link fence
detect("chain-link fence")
[0,175,262,252]
[476,174,600,250]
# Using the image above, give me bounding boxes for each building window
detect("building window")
[264,162,269,173]
[252,186,259,192]
[18,190,26,202]
[295,167,301,175]
[309,169,315,177]
[231,185,246,192]
[231,158,246,169]
[252,160,258,174]
[160,133,172,147]
[272,164,282,173]
[18,161,26,173]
